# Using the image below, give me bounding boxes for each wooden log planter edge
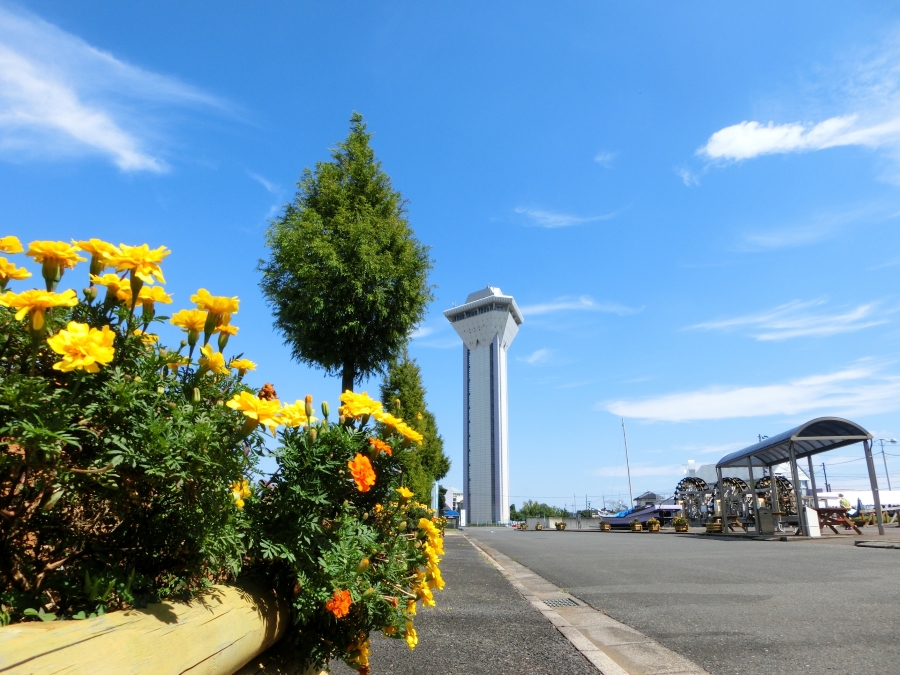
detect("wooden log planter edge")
[0,581,320,675]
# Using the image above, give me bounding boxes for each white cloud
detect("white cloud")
[604,363,900,422]
[520,295,641,317]
[688,299,888,341]
[518,348,550,365]
[0,5,225,171]
[697,33,900,167]
[675,166,700,186]
[514,207,622,229]
[249,172,279,194]
[594,151,616,167]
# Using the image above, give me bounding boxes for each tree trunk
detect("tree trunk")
[341,359,355,394]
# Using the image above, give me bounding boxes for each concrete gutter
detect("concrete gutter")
[463,533,710,675]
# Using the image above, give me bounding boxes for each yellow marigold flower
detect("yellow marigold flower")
[166,356,190,372]
[415,581,435,607]
[226,390,282,435]
[427,563,445,590]
[228,358,256,376]
[198,344,229,375]
[91,273,128,293]
[416,412,423,420]
[216,323,238,336]
[0,258,31,287]
[0,236,23,254]
[0,288,78,331]
[26,241,85,269]
[191,288,240,316]
[279,400,318,428]
[110,243,170,285]
[418,517,440,539]
[405,621,418,650]
[137,284,173,309]
[396,486,414,500]
[170,308,207,333]
[46,321,115,373]
[75,239,119,275]
[339,390,384,418]
[374,503,384,514]
[230,478,251,508]
[133,329,158,345]
[406,598,416,616]
[373,411,424,445]
[347,453,376,492]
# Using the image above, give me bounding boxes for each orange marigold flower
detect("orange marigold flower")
[347,453,376,492]
[368,438,392,456]
[325,589,352,618]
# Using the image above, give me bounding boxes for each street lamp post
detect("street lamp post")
[874,438,897,492]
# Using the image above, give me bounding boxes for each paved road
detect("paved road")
[335,531,598,675]
[466,528,900,675]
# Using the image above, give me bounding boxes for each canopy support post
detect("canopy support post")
[807,455,820,510]
[788,441,808,536]
[770,466,779,531]
[863,439,885,535]
[746,456,760,534]
[716,466,727,536]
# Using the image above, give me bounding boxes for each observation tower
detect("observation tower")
[444,286,523,524]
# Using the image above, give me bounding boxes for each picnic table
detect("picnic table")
[815,507,862,535]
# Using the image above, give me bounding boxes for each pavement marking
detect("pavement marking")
[462,532,710,675]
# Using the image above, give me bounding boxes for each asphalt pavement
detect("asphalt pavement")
[466,528,900,675]
[334,530,599,675]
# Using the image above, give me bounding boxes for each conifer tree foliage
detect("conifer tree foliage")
[379,351,449,502]
[258,113,433,393]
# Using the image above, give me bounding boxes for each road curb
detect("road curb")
[462,532,710,675]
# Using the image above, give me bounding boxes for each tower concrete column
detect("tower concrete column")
[444,287,522,524]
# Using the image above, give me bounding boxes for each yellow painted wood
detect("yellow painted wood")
[0,582,289,675]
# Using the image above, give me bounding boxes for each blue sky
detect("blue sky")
[4,2,900,510]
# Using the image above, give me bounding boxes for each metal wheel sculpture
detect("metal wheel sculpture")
[755,475,796,515]
[717,477,751,517]
[675,476,708,520]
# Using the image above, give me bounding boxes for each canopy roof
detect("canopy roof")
[717,417,872,469]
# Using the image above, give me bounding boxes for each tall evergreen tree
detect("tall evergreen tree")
[258,113,433,393]
[379,350,450,502]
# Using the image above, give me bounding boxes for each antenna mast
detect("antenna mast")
[621,418,634,507]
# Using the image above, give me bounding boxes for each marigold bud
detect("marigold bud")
[308,428,317,443]
[305,394,314,419]
[192,387,201,403]
[394,398,401,410]
[362,586,375,598]
[83,286,98,303]
[321,400,330,419]
[356,558,370,575]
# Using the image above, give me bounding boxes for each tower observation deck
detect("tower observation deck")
[444,286,522,524]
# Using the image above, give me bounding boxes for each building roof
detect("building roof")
[634,491,661,501]
[717,417,872,469]
[443,286,524,325]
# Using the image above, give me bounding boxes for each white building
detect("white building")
[444,286,523,524]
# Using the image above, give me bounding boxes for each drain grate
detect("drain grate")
[543,597,579,608]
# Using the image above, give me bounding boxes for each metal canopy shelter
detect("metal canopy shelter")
[715,417,886,536]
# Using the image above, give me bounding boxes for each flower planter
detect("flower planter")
[630,523,643,532]
[647,523,661,532]
[705,521,723,533]
[0,582,306,675]
[555,522,567,530]
[674,524,689,533]
[598,522,612,531]
[535,523,543,530]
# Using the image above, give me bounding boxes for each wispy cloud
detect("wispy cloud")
[675,166,700,186]
[514,206,622,229]
[594,151,616,167]
[697,32,900,169]
[555,380,596,389]
[0,5,226,171]
[676,442,747,456]
[520,295,642,317]
[604,362,900,422]
[735,205,890,251]
[410,325,435,340]
[249,172,279,194]
[688,299,888,341]
[518,348,550,365]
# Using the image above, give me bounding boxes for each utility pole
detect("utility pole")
[821,463,831,493]
[874,438,896,491]
[621,419,635,508]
